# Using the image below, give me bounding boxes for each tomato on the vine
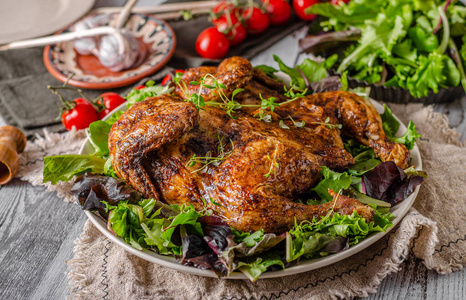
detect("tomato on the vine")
[61,98,99,130]
[263,0,292,26]
[213,14,247,46]
[212,1,235,15]
[196,27,230,59]
[97,92,126,119]
[293,0,320,21]
[242,7,270,34]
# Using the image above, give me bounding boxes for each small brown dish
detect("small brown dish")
[43,13,176,89]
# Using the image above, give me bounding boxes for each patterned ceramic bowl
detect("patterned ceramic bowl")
[44,13,176,89]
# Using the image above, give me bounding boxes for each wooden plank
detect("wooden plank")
[434,95,466,141]
[0,179,87,300]
[364,254,466,300]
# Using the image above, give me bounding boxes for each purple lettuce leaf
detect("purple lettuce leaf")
[362,161,424,205]
[321,236,349,253]
[220,233,286,273]
[70,173,142,212]
[200,216,233,254]
[310,76,342,93]
[180,233,228,276]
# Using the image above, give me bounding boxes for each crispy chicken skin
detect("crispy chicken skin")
[109,57,410,233]
[275,91,410,169]
[174,57,253,103]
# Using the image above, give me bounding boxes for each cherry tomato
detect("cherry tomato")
[61,98,99,130]
[161,70,185,85]
[97,92,126,119]
[195,27,230,59]
[161,74,171,86]
[135,85,146,90]
[263,0,292,26]
[293,0,320,21]
[213,14,247,46]
[242,7,270,34]
[212,1,235,15]
[330,0,350,4]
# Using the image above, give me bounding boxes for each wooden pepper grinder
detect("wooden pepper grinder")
[0,126,26,185]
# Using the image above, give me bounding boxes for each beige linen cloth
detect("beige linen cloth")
[18,103,466,299]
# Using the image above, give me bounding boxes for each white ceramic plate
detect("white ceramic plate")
[79,99,422,280]
[0,0,95,44]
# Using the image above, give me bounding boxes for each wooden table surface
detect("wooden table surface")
[0,2,465,299]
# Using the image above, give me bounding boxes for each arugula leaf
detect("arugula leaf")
[43,155,106,184]
[311,167,352,202]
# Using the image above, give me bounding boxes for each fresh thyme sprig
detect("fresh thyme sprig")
[253,109,272,122]
[311,117,343,129]
[264,150,279,178]
[177,73,306,119]
[186,134,235,173]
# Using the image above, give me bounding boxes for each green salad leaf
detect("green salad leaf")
[380,104,400,136]
[272,55,332,92]
[287,211,393,262]
[380,105,421,150]
[235,253,284,282]
[88,121,112,157]
[311,167,352,202]
[306,0,465,98]
[43,155,106,184]
[254,65,279,79]
[125,84,173,106]
[389,121,422,150]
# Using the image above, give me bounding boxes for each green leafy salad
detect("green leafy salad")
[43,60,426,281]
[302,0,466,98]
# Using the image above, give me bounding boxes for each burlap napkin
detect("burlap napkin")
[17,103,466,299]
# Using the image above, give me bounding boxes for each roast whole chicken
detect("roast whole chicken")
[109,57,410,233]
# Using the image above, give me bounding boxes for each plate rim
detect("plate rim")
[79,98,421,280]
[0,0,95,44]
[43,13,177,90]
